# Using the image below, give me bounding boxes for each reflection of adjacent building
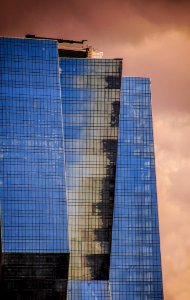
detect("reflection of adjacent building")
[0,35,163,299]
[60,58,122,298]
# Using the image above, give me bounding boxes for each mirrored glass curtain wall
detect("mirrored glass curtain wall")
[0,37,163,300]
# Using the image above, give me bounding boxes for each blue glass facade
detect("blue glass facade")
[0,37,69,252]
[0,37,163,299]
[0,37,69,299]
[110,77,163,299]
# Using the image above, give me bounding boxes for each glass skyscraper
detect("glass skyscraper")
[0,36,163,299]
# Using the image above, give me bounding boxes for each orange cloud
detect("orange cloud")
[155,114,190,300]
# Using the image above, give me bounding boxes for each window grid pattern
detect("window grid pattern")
[0,37,163,300]
[60,58,122,299]
[0,37,69,299]
[109,77,163,299]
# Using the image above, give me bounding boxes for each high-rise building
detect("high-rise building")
[0,36,163,299]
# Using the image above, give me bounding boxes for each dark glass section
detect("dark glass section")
[111,101,120,127]
[1,253,69,300]
[86,254,110,280]
[110,77,163,299]
[105,76,121,89]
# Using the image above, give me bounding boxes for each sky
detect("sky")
[1,0,190,298]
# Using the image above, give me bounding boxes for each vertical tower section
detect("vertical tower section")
[0,37,69,299]
[59,58,122,298]
[110,77,163,299]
